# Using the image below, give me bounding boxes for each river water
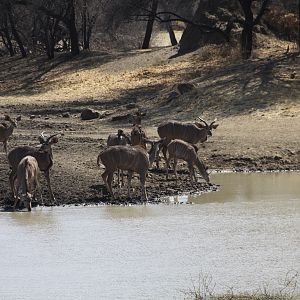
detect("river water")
[0,172,299,300]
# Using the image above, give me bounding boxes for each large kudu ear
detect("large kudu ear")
[192,144,199,153]
[194,122,205,128]
[48,134,61,145]
[210,119,219,129]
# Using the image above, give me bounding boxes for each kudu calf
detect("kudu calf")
[166,139,210,184]
[14,156,40,211]
[8,132,59,205]
[0,115,21,155]
[156,118,219,168]
[107,129,131,186]
[97,141,161,201]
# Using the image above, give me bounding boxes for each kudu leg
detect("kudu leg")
[44,171,56,205]
[121,170,124,187]
[166,156,171,180]
[102,170,112,198]
[117,169,120,187]
[13,193,20,211]
[162,146,168,168]
[188,164,196,185]
[3,141,7,156]
[140,172,148,202]
[26,195,32,212]
[127,171,133,198]
[107,173,114,199]
[192,167,197,183]
[155,143,161,169]
[173,159,178,183]
[9,171,17,200]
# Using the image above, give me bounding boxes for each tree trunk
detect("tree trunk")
[178,0,231,56]
[164,15,177,46]
[1,15,15,57]
[141,0,159,49]
[68,0,80,55]
[239,0,254,59]
[82,0,89,49]
[298,0,300,51]
[1,30,14,56]
[44,17,55,59]
[7,7,26,57]
[241,22,253,59]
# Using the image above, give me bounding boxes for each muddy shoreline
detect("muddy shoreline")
[1,110,299,209]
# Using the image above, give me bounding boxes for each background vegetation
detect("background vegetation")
[0,0,299,60]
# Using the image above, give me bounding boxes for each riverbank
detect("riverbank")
[0,43,299,207]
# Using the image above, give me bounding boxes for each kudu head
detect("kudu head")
[148,139,165,168]
[195,118,219,138]
[37,132,60,156]
[131,125,146,147]
[4,115,21,128]
[196,158,210,184]
[117,129,131,145]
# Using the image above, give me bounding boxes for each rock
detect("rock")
[80,108,99,120]
[98,111,110,119]
[176,83,195,95]
[126,103,137,109]
[165,91,179,104]
[62,112,70,118]
[290,72,296,79]
[111,113,131,122]
[29,115,36,119]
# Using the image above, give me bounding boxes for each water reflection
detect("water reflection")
[7,207,57,228]
[104,205,155,219]
[190,172,300,204]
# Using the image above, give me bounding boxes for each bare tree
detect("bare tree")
[237,0,270,59]
[1,0,27,57]
[141,0,159,49]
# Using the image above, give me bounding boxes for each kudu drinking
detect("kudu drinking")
[156,117,219,168]
[8,132,59,205]
[166,139,210,184]
[14,156,40,211]
[0,115,21,155]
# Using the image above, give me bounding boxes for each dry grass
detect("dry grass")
[0,34,299,120]
[183,271,299,300]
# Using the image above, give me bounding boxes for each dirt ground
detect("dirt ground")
[0,37,299,208]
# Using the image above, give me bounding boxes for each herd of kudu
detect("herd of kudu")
[0,112,218,211]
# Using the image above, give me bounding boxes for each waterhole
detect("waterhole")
[0,172,299,299]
